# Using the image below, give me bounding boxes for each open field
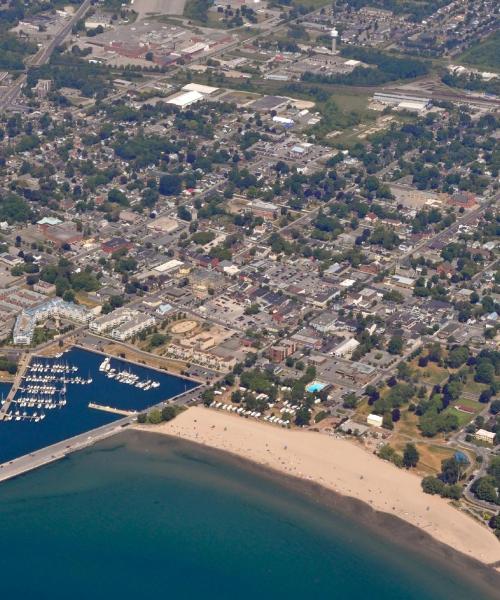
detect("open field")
[390,434,457,476]
[134,0,186,19]
[409,360,449,385]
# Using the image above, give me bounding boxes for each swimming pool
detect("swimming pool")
[306,381,326,394]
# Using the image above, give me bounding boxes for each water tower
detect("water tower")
[330,28,339,54]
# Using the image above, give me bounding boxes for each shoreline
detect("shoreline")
[136,406,500,569]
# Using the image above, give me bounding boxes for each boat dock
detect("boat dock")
[0,352,32,421]
[88,403,136,416]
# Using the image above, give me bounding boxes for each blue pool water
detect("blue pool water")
[306,381,326,393]
[0,347,198,464]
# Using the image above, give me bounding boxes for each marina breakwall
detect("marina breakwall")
[0,381,205,484]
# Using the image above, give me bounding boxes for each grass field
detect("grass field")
[289,0,331,8]
[409,360,449,385]
[413,443,456,474]
[443,406,476,428]
[463,379,489,396]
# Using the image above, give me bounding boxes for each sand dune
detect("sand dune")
[137,406,500,566]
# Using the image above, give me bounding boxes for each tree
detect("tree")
[479,389,492,404]
[244,303,260,315]
[382,412,393,430]
[150,333,167,348]
[403,443,419,468]
[387,335,403,355]
[421,476,445,495]
[440,457,461,484]
[159,174,182,196]
[295,406,311,426]
[396,361,411,381]
[471,477,498,503]
[147,409,162,424]
[107,188,128,205]
[202,388,214,405]
[161,405,177,421]
[342,393,357,409]
[443,379,462,402]
[177,205,192,221]
[490,400,500,415]
[446,346,469,368]
[475,360,494,384]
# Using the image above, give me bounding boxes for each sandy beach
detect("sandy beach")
[137,406,500,567]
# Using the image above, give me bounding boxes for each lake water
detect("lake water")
[0,347,198,464]
[0,431,497,600]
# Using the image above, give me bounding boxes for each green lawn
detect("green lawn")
[443,403,481,428]
[290,0,331,8]
[463,379,489,396]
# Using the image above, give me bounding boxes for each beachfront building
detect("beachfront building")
[13,298,92,345]
[474,429,496,444]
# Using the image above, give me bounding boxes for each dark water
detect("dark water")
[0,348,197,463]
[0,432,496,600]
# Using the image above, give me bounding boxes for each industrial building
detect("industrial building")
[373,92,431,113]
[166,90,204,108]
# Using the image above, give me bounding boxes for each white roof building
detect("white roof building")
[154,259,184,273]
[182,83,219,95]
[367,413,383,427]
[333,337,360,358]
[475,429,496,444]
[166,90,204,108]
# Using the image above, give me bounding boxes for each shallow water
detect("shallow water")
[0,431,496,600]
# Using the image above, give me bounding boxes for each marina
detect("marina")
[98,356,161,390]
[0,347,199,466]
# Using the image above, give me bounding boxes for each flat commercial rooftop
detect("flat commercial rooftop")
[182,83,219,95]
[166,90,204,107]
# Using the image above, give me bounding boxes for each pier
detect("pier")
[0,381,204,483]
[88,403,137,416]
[0,352,32,421]
[0,417,133,483]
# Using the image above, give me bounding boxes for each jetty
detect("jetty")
[88,403,136,416]
[0,352,32,421]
